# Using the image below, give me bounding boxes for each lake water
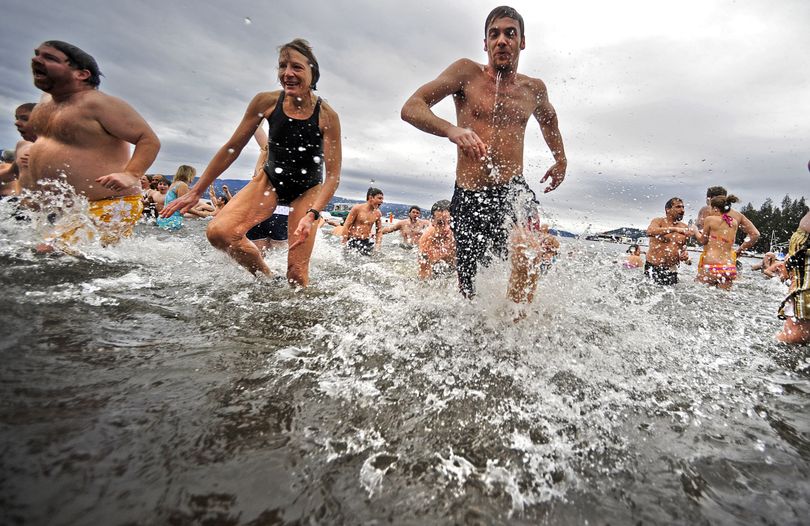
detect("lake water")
[1,205,808,525]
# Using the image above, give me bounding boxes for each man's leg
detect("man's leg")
[451,188,487,297]
[508,225,543,303]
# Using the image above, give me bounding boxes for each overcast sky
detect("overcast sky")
[1,0,807,232]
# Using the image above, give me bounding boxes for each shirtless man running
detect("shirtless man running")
[342,187,384,255]
[401,6,567,302]
[382,205,429,246]
[26,40,160,246]
[418,200,456,279]
[645,198,693,285]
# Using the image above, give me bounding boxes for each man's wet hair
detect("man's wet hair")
[706,186,727,199]
[665,197,682,210]
[15,103,36,114]
[42,41,102,88]
[710,194,739,213]
[367,187,383,199]
[431,199,451,216]
[485,6,525,38]
[408,205,421,213]
[279,39,320,90]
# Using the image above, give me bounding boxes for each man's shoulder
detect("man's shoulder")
[445,58,484,80]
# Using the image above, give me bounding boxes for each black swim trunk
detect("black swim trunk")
[450,176,540,297]
[644,262,678,285]
[347,237,374,256]
[246,213,289,242]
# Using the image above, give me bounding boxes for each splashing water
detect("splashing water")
[0,217,807,524]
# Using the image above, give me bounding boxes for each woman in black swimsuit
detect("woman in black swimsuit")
[161,39,342,286]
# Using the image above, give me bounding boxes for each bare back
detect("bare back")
[701,215,738,265]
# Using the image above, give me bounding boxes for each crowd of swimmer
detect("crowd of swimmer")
[0,6,808,345]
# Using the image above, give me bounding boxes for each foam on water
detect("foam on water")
[0,208,808,524]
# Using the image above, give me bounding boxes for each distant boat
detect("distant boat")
[329,202,353,219]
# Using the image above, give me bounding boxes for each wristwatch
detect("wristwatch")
[306,208,321,220]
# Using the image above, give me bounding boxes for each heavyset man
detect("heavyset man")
[27,40,160,246]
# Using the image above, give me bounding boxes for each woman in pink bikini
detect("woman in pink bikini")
[693,194,745,289]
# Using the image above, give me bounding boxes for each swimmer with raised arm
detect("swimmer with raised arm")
[161,39,341,286]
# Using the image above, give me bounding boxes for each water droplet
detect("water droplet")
[263,191,270,196]
[313,156,321,163]
[298,146,306,151]
[244,17,252,25]
[227,148,235,154]
[274,167,283,174]
[301,169,307,174]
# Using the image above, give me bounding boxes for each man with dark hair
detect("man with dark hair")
[26,40,160,247]
[342,187,384,255]
[418,200,456,279]
[0,103,38,198]
[382,204,429,246]
[402,6,567,302]
[695,186,759,252]
[645,198,694,285]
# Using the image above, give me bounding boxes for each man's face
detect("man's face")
[369,194,384,209]
[485,17,524,71]
[14,108,35,141]
[432,210,452,234]
[278,48,313,99]
[31,44,79,92]
[668,201,685,222]
[409,208,421,221]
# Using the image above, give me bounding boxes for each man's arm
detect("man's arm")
[417,234,432,279]
[735,212,760,256]
[0,163,15,184]
[381,220,403,235]
[341,207,358,244]
[533,81,567,193]
[374,213,383,250]
[647,218,688,237]
[696,206,709,230]
[93,94,160,191]
[401,59,487,160]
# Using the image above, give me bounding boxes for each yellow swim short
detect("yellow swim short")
[50,194,144,249]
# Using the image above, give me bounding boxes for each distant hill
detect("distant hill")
[585,227,645,241]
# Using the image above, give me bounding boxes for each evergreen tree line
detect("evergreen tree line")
[737,195,808,253]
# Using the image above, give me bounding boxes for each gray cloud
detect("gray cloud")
[1,0,807,233]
